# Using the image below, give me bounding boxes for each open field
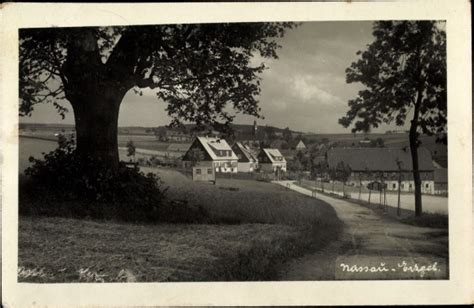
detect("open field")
[142,166,341,226]
[19,137,58,173]
[19,136,184,173]
[19,166,342,282]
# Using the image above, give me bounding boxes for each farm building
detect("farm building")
[326,147,436,194]
[231,142,259,172]
[154,126,193,142]
[258,148,287,173]
[434,168,448,195]
[182,136,238,173]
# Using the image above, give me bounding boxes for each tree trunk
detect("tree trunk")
[70,87,125,171]
[410,93,423,217]
[409,127,422,216]
[358,172,362,200]
[397,170,402,216]
[62,29,131,172]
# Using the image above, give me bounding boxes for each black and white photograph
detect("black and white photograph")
[1,2,472,307]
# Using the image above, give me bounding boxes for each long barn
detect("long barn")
[326,147,436,194]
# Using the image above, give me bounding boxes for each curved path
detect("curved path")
[274,181,449,280]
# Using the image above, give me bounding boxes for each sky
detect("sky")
[20,21,410,134]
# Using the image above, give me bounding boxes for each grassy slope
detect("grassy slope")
[19,217,298,282]
[19,167,342,282]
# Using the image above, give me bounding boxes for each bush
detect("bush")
[148,155,162,166]
[19,138,209,223]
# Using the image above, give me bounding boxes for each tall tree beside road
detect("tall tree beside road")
[339,21,446,216]
[20,23,296,170]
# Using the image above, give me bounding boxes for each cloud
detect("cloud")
[291,74,344,105]
[25,21,408,134]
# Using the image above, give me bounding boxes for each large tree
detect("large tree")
[20,23,295,169]
[339,21,446,216]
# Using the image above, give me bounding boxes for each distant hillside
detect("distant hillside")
[20,123,75,130]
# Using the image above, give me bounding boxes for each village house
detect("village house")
[258,148,287,173]
[182,136,238,173]
[291,139,307,151]
[231,142,259,172]
[326,147,435,194]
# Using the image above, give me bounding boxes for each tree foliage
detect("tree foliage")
[338,21,446,216]
[330,161,352,184]
[282,127,293,143]
[20,23,296,129]
[126,140,136,159]
[339,21,446,142]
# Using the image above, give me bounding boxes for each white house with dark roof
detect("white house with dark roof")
[182,136,238,173]
[258,148,287,173]
[326,147,435,194]
[231,142,258,172]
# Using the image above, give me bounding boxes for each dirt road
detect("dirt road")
[274,181,449,280]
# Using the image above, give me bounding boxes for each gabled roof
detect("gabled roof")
[327,147,434,171]
[434,168,448,183]
[196,136,238,161]
[261,148,286,164]
[290,139,306,149]
[232,142,258,163]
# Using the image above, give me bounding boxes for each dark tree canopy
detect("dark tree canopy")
[330,161,352,184]
[339,21,446,216]
[20,23,295,128]
[339,21,446,141]
[19,22,296,167]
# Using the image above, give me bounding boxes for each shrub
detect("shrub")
[148,155,162,166]
[19,138,209,223]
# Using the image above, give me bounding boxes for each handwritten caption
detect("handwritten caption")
[335,256,447,279]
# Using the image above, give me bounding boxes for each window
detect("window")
[196,169,201,175]
[425,183,430,188]
[207,169,213,175]
[393,183,396,189]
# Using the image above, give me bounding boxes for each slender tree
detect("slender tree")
[339,21,446,216]
[126,140,136,162]
[20,23,296,170]
[334,161,352,196]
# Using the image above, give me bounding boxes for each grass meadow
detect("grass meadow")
[19,166,342,282]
